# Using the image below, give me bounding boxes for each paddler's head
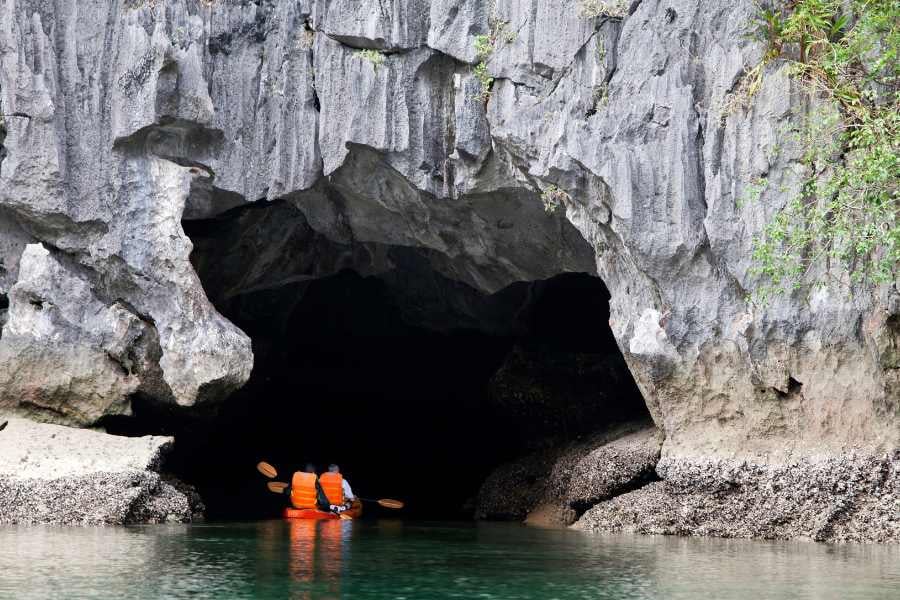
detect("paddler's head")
[303,463,316,473]
[328,464,340,473]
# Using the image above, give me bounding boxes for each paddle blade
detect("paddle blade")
[0,421,7,432]
[267,481,289,494]
[257,461,278,479]
[377,499,404,509]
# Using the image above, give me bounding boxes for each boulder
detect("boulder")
[0,417,202,525]
[574,452,900,543]
[475,421,661,525]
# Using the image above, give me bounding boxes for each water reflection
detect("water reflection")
[0,521,897,599]
[286,520,351,599]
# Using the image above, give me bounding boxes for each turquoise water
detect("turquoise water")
[1,521,898,599]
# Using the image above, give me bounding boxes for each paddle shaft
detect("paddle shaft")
[358,497,404,509]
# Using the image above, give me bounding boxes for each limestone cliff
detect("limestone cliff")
[0,1,897,535]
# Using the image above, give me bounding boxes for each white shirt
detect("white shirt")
[342,478,355,500]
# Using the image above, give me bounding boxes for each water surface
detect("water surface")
[1,521,898,599]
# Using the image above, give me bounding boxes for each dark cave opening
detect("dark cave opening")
[107,207,651,521]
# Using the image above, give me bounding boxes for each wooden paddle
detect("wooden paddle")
[257,461,278,479]
[359,497,404,509]
[267,481,289,494]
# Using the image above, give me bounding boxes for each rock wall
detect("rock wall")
[0,1,897,535]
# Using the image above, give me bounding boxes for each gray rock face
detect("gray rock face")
[0,245,166,424]
[0,1,897,535]
[574,452,900,543]
[475,422,661,525]
[0,418,202,525]
[487,346,647,449]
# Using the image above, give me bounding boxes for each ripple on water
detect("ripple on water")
[0,521,898,599]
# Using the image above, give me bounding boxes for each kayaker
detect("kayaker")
[286,463,332,512]
[320,464,355,513]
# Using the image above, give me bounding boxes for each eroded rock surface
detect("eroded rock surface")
[476,422,661,525]
[0,1,897,535]
[0,418,202,525]
[575,453,900,543]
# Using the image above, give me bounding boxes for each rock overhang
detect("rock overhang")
[0,0,895,461]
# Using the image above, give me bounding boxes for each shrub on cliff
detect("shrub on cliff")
[747,0,898,300]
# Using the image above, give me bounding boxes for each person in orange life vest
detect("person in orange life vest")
[287,463,331,511]
[320,464,355,513]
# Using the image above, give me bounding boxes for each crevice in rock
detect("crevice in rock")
[0,293,8,339]
[569,466,661,517]
[688,33,709,219]
[774,375,803,400]
[627,0,645,17]
[542,28,607,100]
[111,118,224,161]
[324,33,414,54]
[0,115,6,172]
[207,8,271,56]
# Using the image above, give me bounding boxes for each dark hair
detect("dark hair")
[328,464,340,473]
[303,463,317,473]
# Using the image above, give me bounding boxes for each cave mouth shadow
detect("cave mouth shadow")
[148,268,651,520]
[108,207,651,520]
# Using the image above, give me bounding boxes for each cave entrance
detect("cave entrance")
[118,202,651,520]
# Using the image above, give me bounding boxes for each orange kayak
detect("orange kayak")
[283,499,363,520]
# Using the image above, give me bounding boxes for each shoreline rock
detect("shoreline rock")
[574,452,900,544]
[0,417,202,525]
[475,421,662,526]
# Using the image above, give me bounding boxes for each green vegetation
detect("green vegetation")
[577,0,628,19]
[355,49,386,69]
[739,176,769,209]
[473,61,494,103]
[472,16,514,103]
[745,0,899,299]
[472,33,495,102]
[541,185,571,214]
[595,37,607,64]
[473,34,494,60]
[592,82,609,110]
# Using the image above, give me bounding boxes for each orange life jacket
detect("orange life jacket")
[290,471,318,509]
[318,472,344,505]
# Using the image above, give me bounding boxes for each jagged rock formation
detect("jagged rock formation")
[0,418,202,525]
[575,452,900,543]
[476,422,661,525]
[0,1,897,534]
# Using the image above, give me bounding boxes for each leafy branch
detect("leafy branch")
[745,0,898,300]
